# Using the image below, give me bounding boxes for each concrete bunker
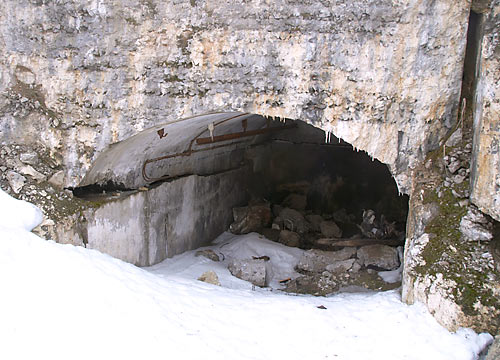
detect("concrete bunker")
[73,112,409,275]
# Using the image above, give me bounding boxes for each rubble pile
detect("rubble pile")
[226,181,407,294]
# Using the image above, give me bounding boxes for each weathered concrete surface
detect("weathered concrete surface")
[79,112,280,189]
[63,168,247,266]
[0,0,471,193]
[471,0,500,221]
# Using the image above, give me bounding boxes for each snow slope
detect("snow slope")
[0,190,493,360]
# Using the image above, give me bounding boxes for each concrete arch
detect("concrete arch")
[77,112,296,191]
[72,112,407,268]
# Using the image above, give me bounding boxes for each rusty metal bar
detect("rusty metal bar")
[141,113,296,183]
[142,114,251,183]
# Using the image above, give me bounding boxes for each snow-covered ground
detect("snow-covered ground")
[0,190,493,360]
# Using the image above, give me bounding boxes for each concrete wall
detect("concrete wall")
[78,168,247,266]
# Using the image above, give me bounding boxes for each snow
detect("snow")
[378,267,402,283]
[0,189,43,230]
[0,190,493,360]
[149,232,304,290]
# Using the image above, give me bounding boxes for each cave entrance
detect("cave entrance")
[73,112,409,290]
[238,118,409,248]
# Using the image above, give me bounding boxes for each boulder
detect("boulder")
[259,228,280,242]
[20,152,39,165]
[320,220,342,238]
[272,216,283,230]
[229,203,271,234]
[305,214,323,232]
[195,249,220,262]
[282,193,307,211]
[447,158,462,174]
[198,271,221,286]
[48,170,65,189]
[18,165,46,182]
[297,248,357,273]
[278,230,301,247]
[6,171,26,193]
[460,207,493,242]
[445,128,462,147]
[228,259,267,287]
[325,258,356,274]
[357,244,400,270]
[279,207,309,234]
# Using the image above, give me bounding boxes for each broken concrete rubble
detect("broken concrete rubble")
[319,220,342,238]
[227,258,267,287]
[305,214,323,232]
[279,207,309,234]
[297,248,357,273]
[325,258,356,274]
[229,203,271,235]
[278,230,301,248]
[357,245,400,271]
[6,171,26,194]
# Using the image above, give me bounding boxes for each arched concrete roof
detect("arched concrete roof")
[78,112,296,190]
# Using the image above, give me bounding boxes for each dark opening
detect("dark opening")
[73,113,409,286]
[460,10,484,127]
[227,119,409,293]
[240,120,409,247]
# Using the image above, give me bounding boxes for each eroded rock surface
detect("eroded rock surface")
[403,112,500,334]
[0,0,470,193]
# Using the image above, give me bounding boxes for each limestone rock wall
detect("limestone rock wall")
[0,0,470,193]
[402,2,500,332]
[471,0,500,221]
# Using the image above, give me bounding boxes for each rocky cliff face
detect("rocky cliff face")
[471,0,500,221]
[0,0,469,191]
[0,0,499,334]
[402,1,500,334]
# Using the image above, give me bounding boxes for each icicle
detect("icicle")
[208,122,214,141]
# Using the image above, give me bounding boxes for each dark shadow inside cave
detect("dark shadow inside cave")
[238,119,409,247]
[226,118,410,294]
